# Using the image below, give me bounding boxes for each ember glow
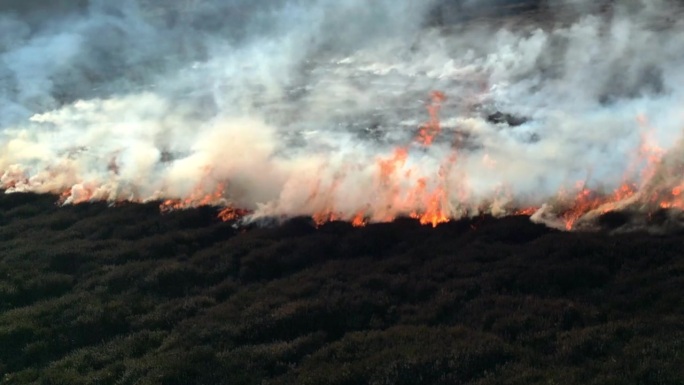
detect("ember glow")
[2,1,684,231]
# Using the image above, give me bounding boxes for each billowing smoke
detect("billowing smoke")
[2,0,684,230]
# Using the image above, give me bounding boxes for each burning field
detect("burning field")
[1,0,684,384]
[3,0,684,231]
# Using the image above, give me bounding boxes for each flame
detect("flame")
[351,210,367,227]
[554,180,641,230]
[415,91,446,146]
[560,185,601,230]
[218,207,251,222]
[412,186,449,227]
[514,207,539,216]
[378,147,409,184]
[159,181,226,213]
[156,168,249,222]
[249,90,453,228]
[534,115,671,230]
[312,211,341,227]
[377,92,451,227]
[4,94,684,232]
[655,184,684,210]
[0,167,29,191]
[58,183,114,205]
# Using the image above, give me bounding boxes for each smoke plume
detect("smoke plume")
[2,0,684,230]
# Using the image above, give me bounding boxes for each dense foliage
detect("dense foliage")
[0,193,682,384]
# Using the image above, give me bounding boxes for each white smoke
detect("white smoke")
[2,0,684,230]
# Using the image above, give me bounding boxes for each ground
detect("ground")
[0,192,682,384]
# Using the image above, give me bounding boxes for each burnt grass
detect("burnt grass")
[0,193,682,385]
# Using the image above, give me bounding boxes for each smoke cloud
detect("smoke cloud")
[2,0,684,230]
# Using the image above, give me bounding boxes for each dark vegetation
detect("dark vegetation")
[0,192,682,384]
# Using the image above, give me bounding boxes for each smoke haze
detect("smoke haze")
[2,0,684,230]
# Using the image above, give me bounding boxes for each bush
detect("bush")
[0,193,683,384]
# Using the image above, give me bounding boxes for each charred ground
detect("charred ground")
[0,192,682,384]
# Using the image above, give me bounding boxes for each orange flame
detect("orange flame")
[156,168,249,222]
[159,181,226,213]
[218,207,251,222]
[58,184,98,205]
[416,91,446,146]
[557,181,639,230]
[307,91,453,228]
[378,147,409,185]
[351,211,367,227]
[8,98,684,232]
[514,207,539,216]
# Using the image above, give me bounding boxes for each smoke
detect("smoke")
[2,0,684,230]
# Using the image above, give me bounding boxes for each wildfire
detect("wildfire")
[396,92,451,227]
[654,184,684,210]
[535,116,677,230]
[312,211,341,227]
[416,91,446,146]
[3,92,684,232]
[411,188,449,227]
[218,207,251,222]
[159,182,225,213]
[514,207,539,216]
[560,185,602,230]
[303,90,453,228]
[378,147,409,184]
[552,179,644,230]
[351,211,367,227]
[157,169,249,223]
[0,167,29,191]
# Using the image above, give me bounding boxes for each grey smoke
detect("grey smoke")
[2,0,684,229]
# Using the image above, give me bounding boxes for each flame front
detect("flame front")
[4,2,684,232]
[4,88,684,231]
